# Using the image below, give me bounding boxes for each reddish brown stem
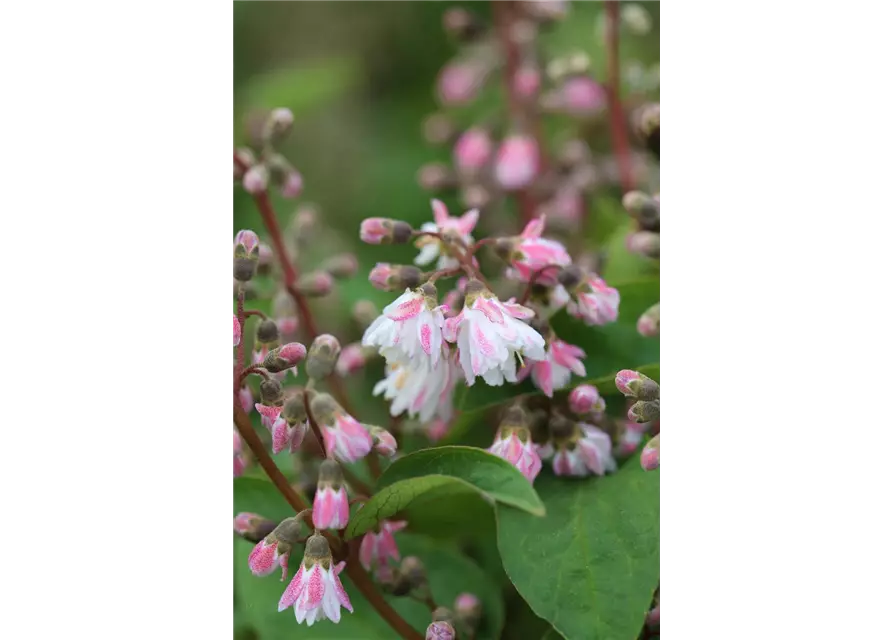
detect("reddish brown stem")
[605,1,635,193]
[239,366,270,383]
[236,291,246,380]
[233,399,418,639]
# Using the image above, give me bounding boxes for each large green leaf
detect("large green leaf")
[496,463,660,640]
[441,365,660,449]
[235,534,505,639]
[345,446,545,538]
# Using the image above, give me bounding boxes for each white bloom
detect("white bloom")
[362,285,447,370]
[373,347,458,422]
[444,282,546,386]
[278,547,353,626]
[413,200,479,270]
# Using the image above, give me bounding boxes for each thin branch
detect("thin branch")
[605,1,635,193]
[238,366,271,383]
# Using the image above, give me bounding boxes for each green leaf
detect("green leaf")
[345,446,545,538]
[233,477,295,522]
[496,463,660,640]
[236,529,505,639]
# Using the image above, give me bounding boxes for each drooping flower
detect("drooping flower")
[566,274,620,326]
[248,517,303,581]
[313,460,350,530]
[363,283,448,370]
[502,215,572,285]
[279,534,353,625]
[520,336,586,398]
[489,425,542,483]
[373,349,459,423]
[269,415,308,454]
[310,394,373,463]
[443,280,546,386]
[539,421,617,477]
[359,519,407,580]
[413,200,479,270]
[494,135,538,190]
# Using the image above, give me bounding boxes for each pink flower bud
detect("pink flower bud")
[264,342,307,374]
[568,384,600,414]
[368,263,423,292]
[234,229,260,255]
[455,593,482,625]
[360,217,413,245]
[242,165,268,194]
[426,621,456,640]
[322,253,359,279]
[280,170,303,198]
[437,63,481,105]
[270,107,294,132]
[627,231,660,258]
[233,315,241,347]
[495,135,539,190]
[641,434,660,471]
[637,302,660,337]
[426,418,450,442]
[453,128,493,174]
[370,426,398,457]
[561,76,607,114]
[233,512,260,535]
[615,369,641,396]
[336,343,368,376]
[234,430,246,477]
[513,65,541,98]
[369,263,392,290]
[313,460,350,530]
[616,369,659,400]
[297,271,334,297]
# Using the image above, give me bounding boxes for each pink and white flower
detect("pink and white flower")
[320,410,373,463]
[313,461,350,530]
[519,338,586,398]
[444,282,546,386]
[362,285,448,370]
[494,135,538,190]
[453,129,492,176]
[234,315,241,347]
[234,430,246,477]
[508,215,572,285]
[413,200,479,270]
[359,519,407,580]
[566,275,620,326]
[568,384,601,415]
[248,535,290,580]
[539,423,617,477]
[269,416,308,454]
[279,535,353,625]
[238,386,254,414]
[373,349,459,423]
[489,427,542,482]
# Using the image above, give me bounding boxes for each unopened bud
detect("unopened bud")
[291,204,318,246]
[256,319,280,346]
[637,303,660,337]
[454,593,482,629]
[360,218,413,245]
[259,378,285,407]
[272,516,305,546]
[453,127,493,176]
[615,369,660,400]
[426,620,455,640]
[321,253,359,280]
[641,433,660,471]
[262,107,294,145]
[282,391,308,426]
[400,556,428,590]
[417,162,456,192]
[306,334,341,379]
[423,113,456,145]
[297,271,335,297]
[309,393,338,424]
[443,7,485,40]
[369,426,398,457]
[513,64,541,100]
[336,343,369,376]
[622,191,660,230]
[627,231,660,258]
[352,300,379,327]
[621,4,652,35]
[263,342,308,373]
[557,265,585,289]
[234,512,277,543]
[242,164,269,195]
[568,384,601,414]
[369,264,424,292]
[629,399,660,423]
[495,134,539,191]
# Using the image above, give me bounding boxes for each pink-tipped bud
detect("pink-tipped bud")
[453,128,493,175]
[495,135,539,190]
[297,271,334,297]
[242,165,269,194]
[426,418,451,442]
[233,315,241,347]
[437,63,482,106]
[280,170,303,198]
[264,107,294,143]
[306,334,342,380]
[641,434,660,471]
[513,65,541,99]
[615,369,640,397]
[321,253,359,279]
[370,426,398,457]
[637,302,660,337]
[426,621,456,640]
[234,229,260,255]
[568,384,600,414]
[263,342,307,373]
[360,217,413,245]
[336,343,369,377]
[561,75,607,115]
[629,399,660,423]
[234,512,277,543]
[627,231,660,258]
[454,593,482,629]
[616,369,659,400]
[369,263,424,292]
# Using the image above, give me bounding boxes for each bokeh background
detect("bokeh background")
[234,2,658,638]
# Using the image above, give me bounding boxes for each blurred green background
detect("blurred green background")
[234,3,658,638]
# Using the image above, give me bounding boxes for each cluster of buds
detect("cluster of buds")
[235,108,303,197]
[616,369,660,471]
